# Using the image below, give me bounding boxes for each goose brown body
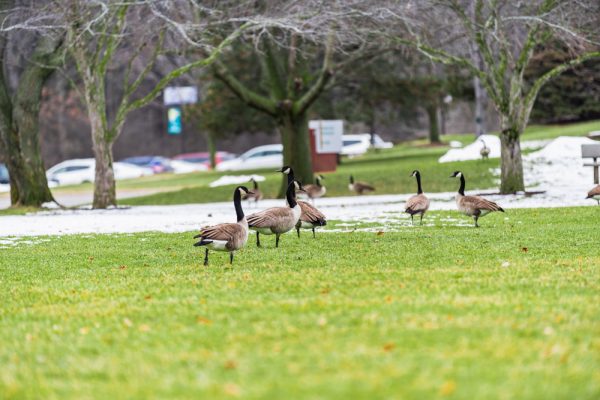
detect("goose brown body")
[302,176,326,200]
[587,185,600,204]
[451,171,504,227]
[296,200,327,237]
[405,170,430,224]
[349,175,375,195]
[247,174,301,247]
[243,178,263,204]
[193,186,251,265]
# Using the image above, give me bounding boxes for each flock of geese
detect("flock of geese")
[193,166,506,266]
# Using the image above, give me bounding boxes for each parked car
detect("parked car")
[173,151,237,168]
[216,144,283,171]
[169,159,209,174]
[0,163,9,184]
[46,159,153,186]
[120,156,174,174]
[341,134,393,157]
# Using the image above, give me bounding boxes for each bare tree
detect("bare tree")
[393,0,600,193]
[0,1,63,207]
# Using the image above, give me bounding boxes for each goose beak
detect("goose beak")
[298,187,307,193]
[247,191,255,195]
[449,174,455,178]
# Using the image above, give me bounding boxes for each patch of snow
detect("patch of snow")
[439,134,500,162]
[439,135,551,162]
[209,175,265,188]
[0,183,9,193]
[449,140,463,148]
[519,136,598,198]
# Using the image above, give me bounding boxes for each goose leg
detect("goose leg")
[256,232,261,247]
[312,227,316,238]
[474,216,479,228]
[276,234,280,248]
[230,252,234,264]
[410,214,414,225]
[203,249,209,266]
[296,227,300,238]
[420,214,424,226]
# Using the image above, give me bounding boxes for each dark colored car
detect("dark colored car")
[0,163,9,184]
[120,156,174,174]
[173,151,237,169]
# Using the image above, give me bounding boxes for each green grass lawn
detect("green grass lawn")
[1,207,599,399]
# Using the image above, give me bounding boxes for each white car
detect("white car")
[216,144,283,171]
[47,159,153,186]
[170,159,209,174]
[341,134,393,157]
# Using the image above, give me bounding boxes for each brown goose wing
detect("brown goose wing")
[298,201,327,225]
[464,195,504,212]
[356,182,375,192]
[194,223,242,241]
[405,194,430,213]
[247,207,294,228]
[587,185,600,197]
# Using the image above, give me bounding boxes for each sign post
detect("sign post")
[163,86,199,152]
[308,120,343,173]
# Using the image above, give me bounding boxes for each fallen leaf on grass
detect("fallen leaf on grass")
[382,343,395,352]
[376,231,385,236]
[118,265,127,270]
[197,316,212,325]
[439,380,456,396]
[521,247,529,252]
[224,360,237,370]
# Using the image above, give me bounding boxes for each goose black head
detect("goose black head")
[349,175,354,183]
[410,170,420,177]
[237,186,253,195]
[277,166,292,175]
[318,174,325,180]
[450,171,462,178]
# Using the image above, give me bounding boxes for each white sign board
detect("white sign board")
[309,120,343,154]
[163,86,198,106]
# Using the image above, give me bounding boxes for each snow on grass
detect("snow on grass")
[439,134,550,162]
[209,174,265,188]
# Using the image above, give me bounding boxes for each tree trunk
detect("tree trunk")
[206,130,216,169]
[426,104,441,144]
[499,126,525,193]
[89,110,116,208]
[278,111,312,196]
[473,76,487,137]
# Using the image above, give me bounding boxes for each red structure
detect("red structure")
[309,128,338,173]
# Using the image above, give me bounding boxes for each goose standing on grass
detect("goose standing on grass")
[349,175,375,195]
[405,170,430,225]
[243,178,263,206]
[586,184,600,205]
[278,168,327,238]
[450,171,504,227]
[302,175,326,203]
[193,186,252,266]
[480,140,490,160]
[247,178,302,248]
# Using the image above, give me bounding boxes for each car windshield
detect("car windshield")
[184,156,210,163]
[343,140,362,146]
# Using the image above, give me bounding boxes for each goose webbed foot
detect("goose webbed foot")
[203,248,209,266]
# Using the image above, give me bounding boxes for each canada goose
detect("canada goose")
[278,168,327,238]
[586,184,600,205]
[480,140,490,160]
[247,178,301,248]
[302,175,326,202]
[243,178,263,206]
[349,175,375,195]
[193,186,252,266]
[450,171,504,227]
[405,170,430,225]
